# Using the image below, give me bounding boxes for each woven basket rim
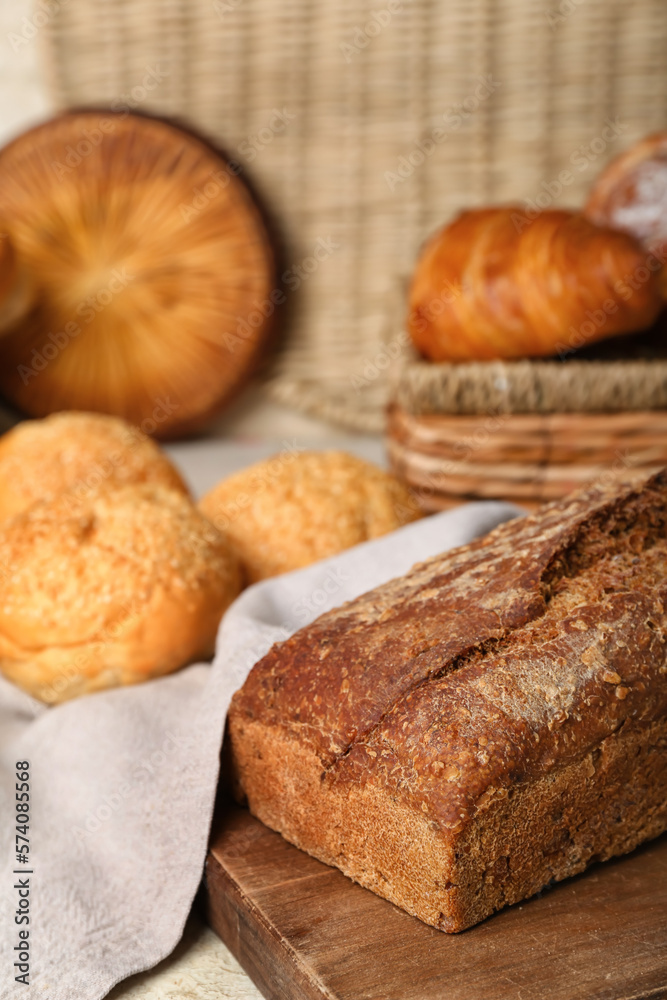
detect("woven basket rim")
[392,357,667,416]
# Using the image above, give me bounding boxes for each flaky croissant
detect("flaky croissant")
[585,132,667,297]
[408,207,663,362]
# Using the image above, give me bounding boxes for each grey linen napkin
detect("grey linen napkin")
[0,501,520,1000]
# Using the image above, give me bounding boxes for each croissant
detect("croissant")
[585,132,667,297]
[408,207,663,362]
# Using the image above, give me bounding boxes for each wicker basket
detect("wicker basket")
[40,0,667,431]
[388,352,667,509]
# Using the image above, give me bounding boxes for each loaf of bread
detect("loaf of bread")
[228,471,667,932]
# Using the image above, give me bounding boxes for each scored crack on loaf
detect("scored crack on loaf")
[0,484,241,703]
[228,470,667,932]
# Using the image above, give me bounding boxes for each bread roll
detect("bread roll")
[199,450,421,582]
[0,411,189,522]
[585,132,667,296]
[0,485,241,703]
[408,207,663,361]
[0,232,34,334]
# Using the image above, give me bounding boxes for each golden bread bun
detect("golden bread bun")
[0,485,241,703]
[199,450,421,582]
[0,411,189,522]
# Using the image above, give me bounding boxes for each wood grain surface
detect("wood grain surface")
[204,803,667,1000]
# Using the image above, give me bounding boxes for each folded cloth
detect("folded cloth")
[0,501,520,1000]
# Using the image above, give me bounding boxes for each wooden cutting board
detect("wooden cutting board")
[203,803,667,1000]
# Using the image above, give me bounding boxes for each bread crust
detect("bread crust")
[199,450,421,582]
[407,208,664,361]
[228,471,667,931]
[585,131,667,296]
[0,485,241,702]
[0,411,189,522]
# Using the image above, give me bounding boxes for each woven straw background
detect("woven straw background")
[41,0,667,431]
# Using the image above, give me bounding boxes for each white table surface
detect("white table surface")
[106,910,263,1000]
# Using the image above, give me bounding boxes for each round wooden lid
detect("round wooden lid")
[0,111,275,437]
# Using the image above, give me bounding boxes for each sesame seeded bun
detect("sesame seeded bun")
[0,485,241,703]
[199,450,422,583]
[0,411,189,522]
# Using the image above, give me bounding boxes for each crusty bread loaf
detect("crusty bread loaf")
[228,471,667,932]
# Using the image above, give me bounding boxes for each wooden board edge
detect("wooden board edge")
[202,847,332,1000]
